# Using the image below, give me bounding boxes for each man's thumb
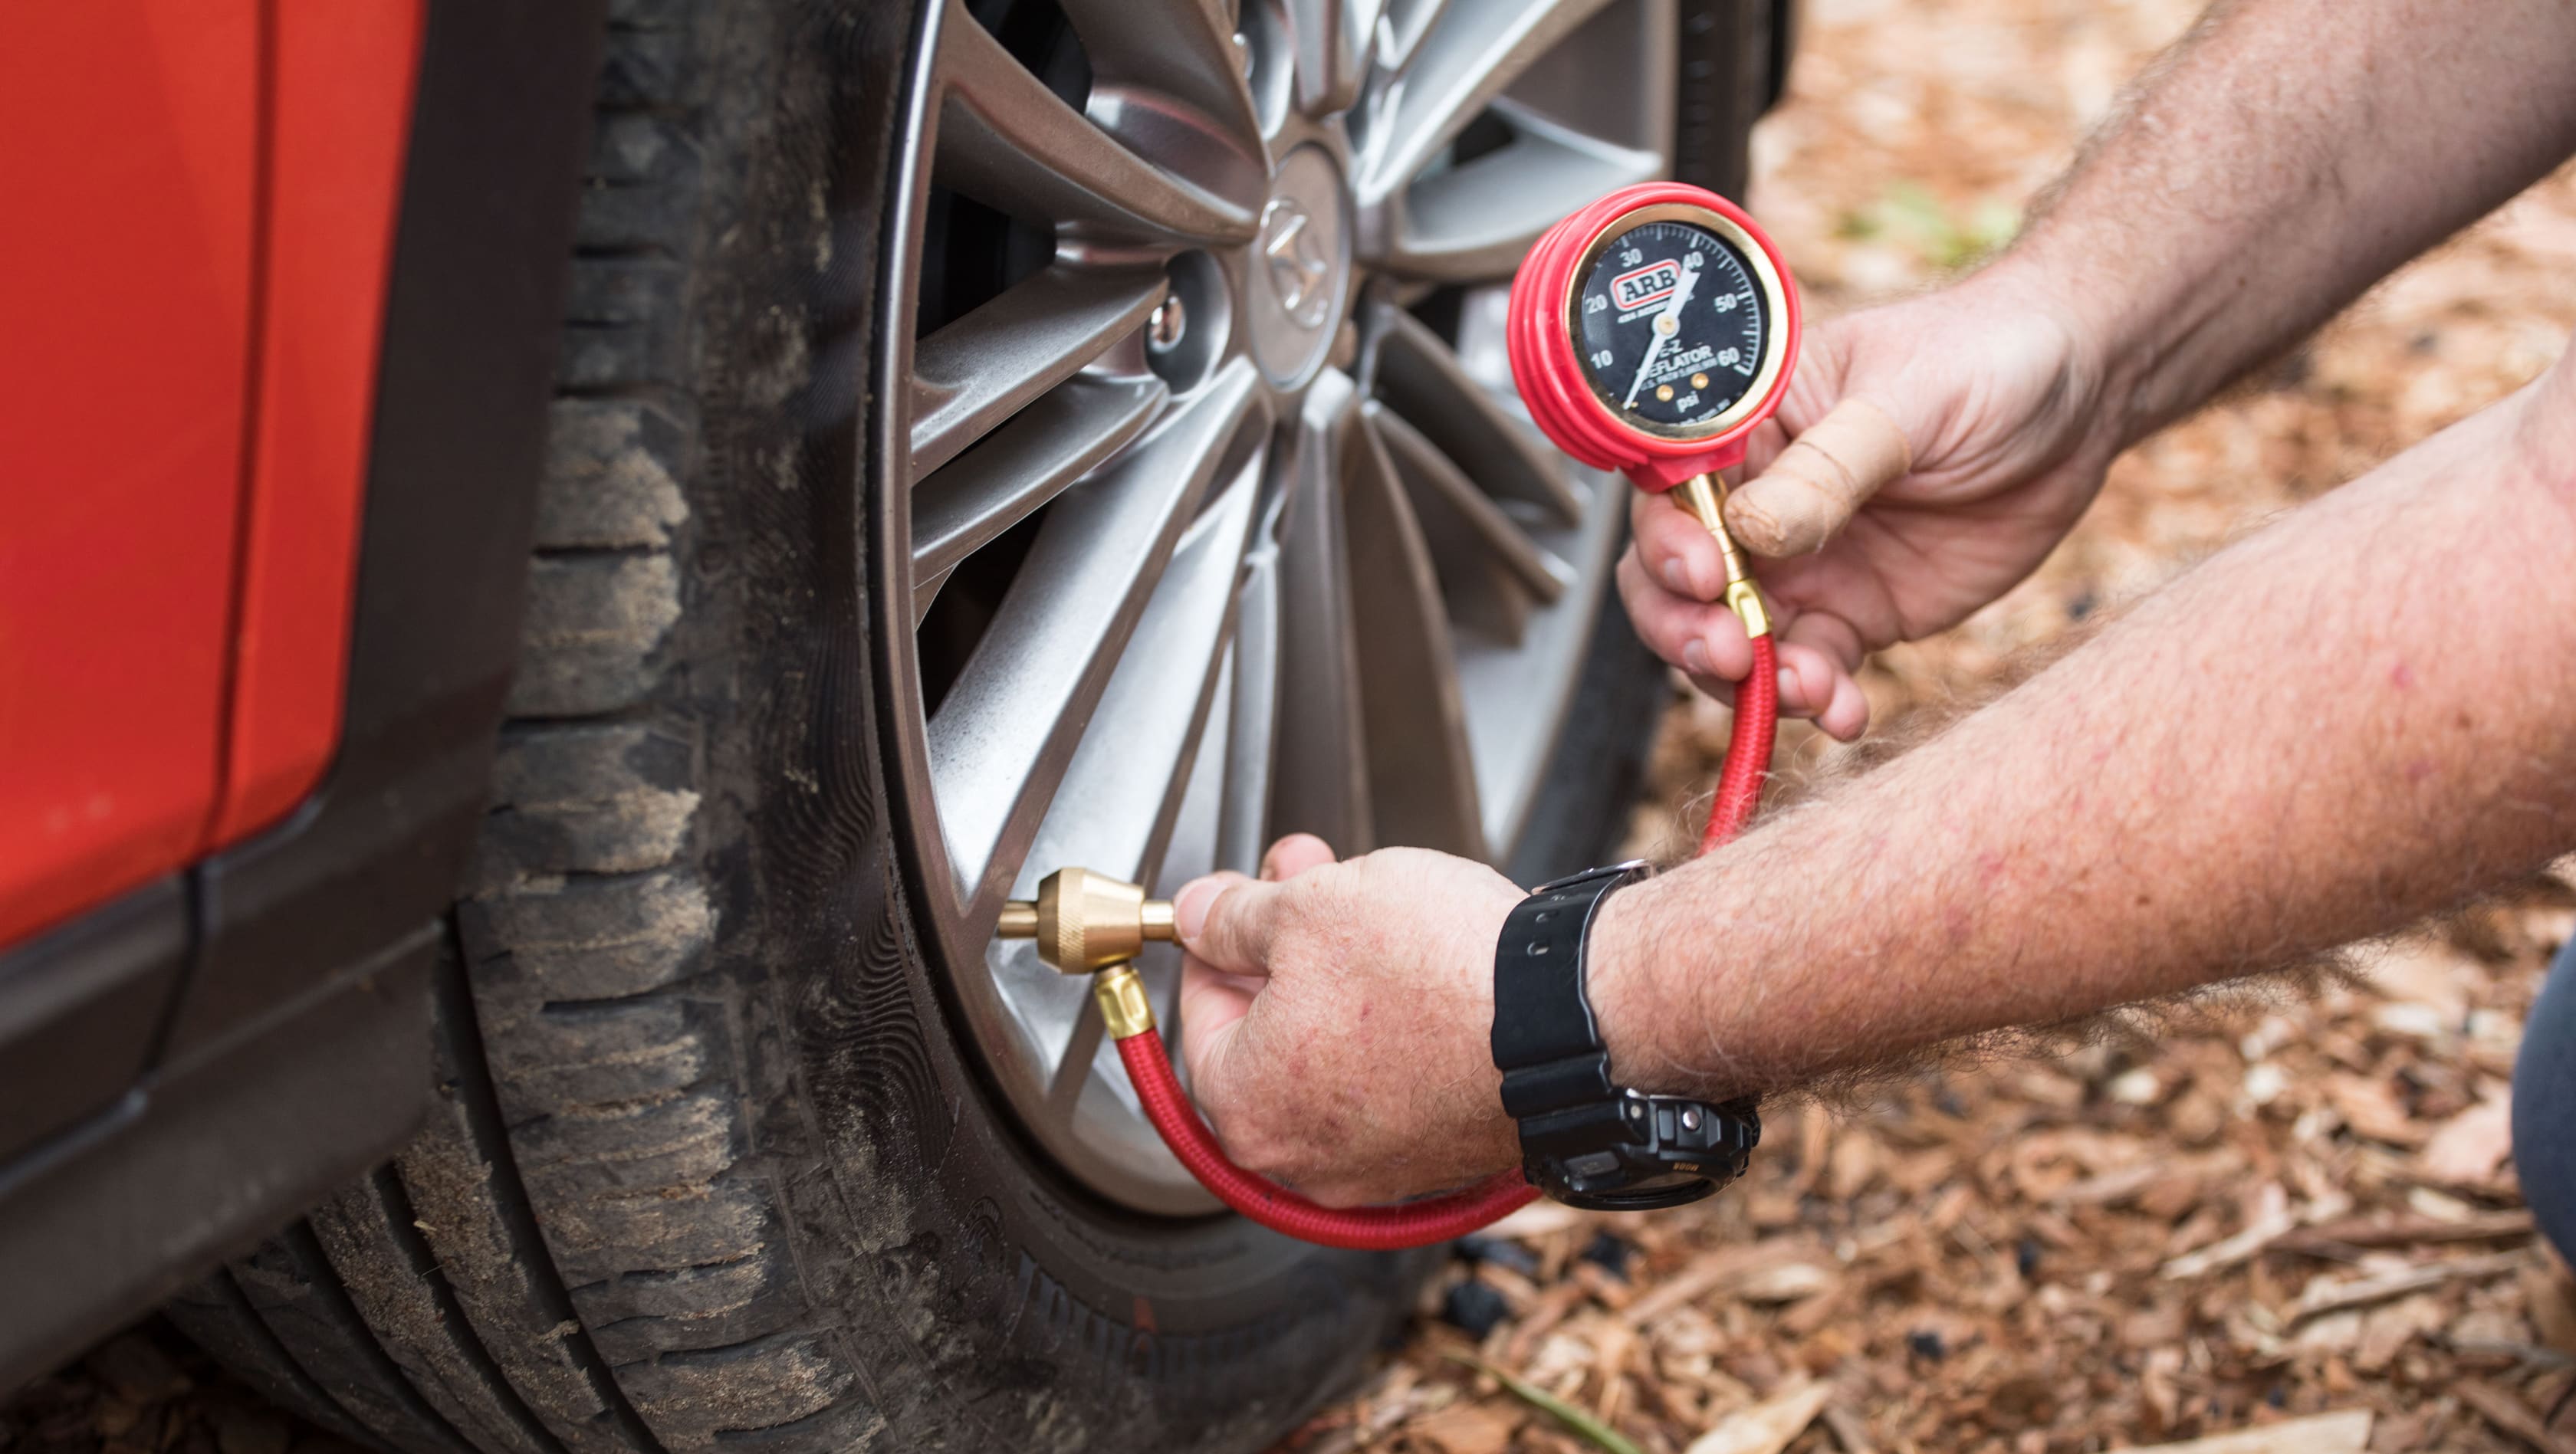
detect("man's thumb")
[1173,873,1280,977]
[1724,396,1913,556]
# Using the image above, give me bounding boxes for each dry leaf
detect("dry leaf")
[2454,1378,2576,1454]
[2359,937,2472,1013]
[2275,1209,2532,1253]
[2418,1095,2515,1184]
[1733,1263,1835,1304]
[1819,1402,1874,1454]
[1827,1131,1878,1200]
[1624,1248,1774,1328]
[2288,1250,2528,1321]
[1684,1380,1832,1454]
[2161,1203,2300,1280]
[2353,1293,2445,1374]
[2121,1409,2372,1453]
[1403,1400,1523,1454]
[2529,1256,2576,1354]
[2357,942,2472,1019]
[2292,1308,2363,1355]
[2325,1074,2426,1147]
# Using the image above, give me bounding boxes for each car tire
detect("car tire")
[164,1,1771,1449]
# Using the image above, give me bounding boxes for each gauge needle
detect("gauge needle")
[1622,252,1704,410]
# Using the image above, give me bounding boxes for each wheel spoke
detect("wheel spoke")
[1372,0,1447,73]
[1345,405,1485,858]
[1373,305,1579,523]
[996,460,1263,1098]
[936,1,1257,246]
[1364,403,1572,645]
[1014,453,1265,908]
[1271,369,1376,852]
[1286,0,1375,120]
[1448,459,1627,858]
[1372,102,1660,281]
[1060,0,1265,159]
[930,361,1265,923]
[910,268,1166,482]
[1218,548,1281,873]
[1352,0,1616,205]
[912,375,1167,622]
[1046,1000,1109,1120]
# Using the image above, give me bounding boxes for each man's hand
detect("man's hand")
[1171,836,1524,1207]
[1619,273,2114,740]
[1625,0,2576,746]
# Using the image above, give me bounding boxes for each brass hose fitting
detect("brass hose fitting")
[997,868,1176,1041]
[1092,964,1156,1041]
[1674,473,1772,639]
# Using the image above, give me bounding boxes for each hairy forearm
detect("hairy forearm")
[1996,0,2576,442]
[1593,374,2576,1098]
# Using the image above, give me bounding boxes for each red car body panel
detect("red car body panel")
[0,1,422,948]
[0,0,603,1387]
[214,0,426,844]
[0,3,262,949]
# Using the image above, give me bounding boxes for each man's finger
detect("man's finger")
[1779,609,1872,740]
[1775,639,1840,715]
[1618,550,1754,682]
[1261,833,1335,881]
[1816,671,1871,742]
[1173,871,1283,977]
[1724,396,1913,556]
[1630,485,1727,602]
[1176,959,1253,1108]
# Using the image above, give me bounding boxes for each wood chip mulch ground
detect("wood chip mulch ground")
[0,1325,360,1454]
[1309,1,2576,1452]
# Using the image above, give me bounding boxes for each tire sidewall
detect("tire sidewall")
[675,5,1427,1448]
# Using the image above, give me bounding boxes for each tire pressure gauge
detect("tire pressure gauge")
[1506,182,1802,492]
[1509,181,1795,859]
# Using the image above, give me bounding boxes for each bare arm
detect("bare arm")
[1169,346,2576,1206]
[1623,0,2576,742]
[1595,356,2576,1100]
[2002,0,2576,443]
[1159,0,2576,1206]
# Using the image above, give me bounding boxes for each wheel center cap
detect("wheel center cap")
[1246,146,1350,387]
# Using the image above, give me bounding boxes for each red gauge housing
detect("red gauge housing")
[1506,182,1802,492]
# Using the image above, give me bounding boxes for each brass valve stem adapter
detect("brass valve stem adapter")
[997,867,1175,1042]
[1673,472,1771,639]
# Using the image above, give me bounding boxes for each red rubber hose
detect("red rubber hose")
[1117,1030,1539,1249]
[1109,628,1780,1250]
[1700,632,1779,854]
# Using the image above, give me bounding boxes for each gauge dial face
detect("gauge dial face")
[1572,219,1771,434]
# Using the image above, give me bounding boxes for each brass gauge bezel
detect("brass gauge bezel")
[1561,202,1792,442]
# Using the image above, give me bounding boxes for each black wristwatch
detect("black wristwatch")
[1490,862,1760,1210]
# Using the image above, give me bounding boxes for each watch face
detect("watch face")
[1572,219,1770,432]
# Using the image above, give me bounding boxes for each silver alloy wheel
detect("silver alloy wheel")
[880,0,1677,1212]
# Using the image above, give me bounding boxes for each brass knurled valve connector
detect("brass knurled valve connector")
[1672,472,1771,639]
[997,867,1174,1042]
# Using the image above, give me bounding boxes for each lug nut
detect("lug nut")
[1147,295,1188,353]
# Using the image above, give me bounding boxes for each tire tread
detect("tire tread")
[179,8,877,1446]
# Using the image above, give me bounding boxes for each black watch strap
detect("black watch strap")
[1491,862,1760,1210]
[1490,862,1644,1123]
